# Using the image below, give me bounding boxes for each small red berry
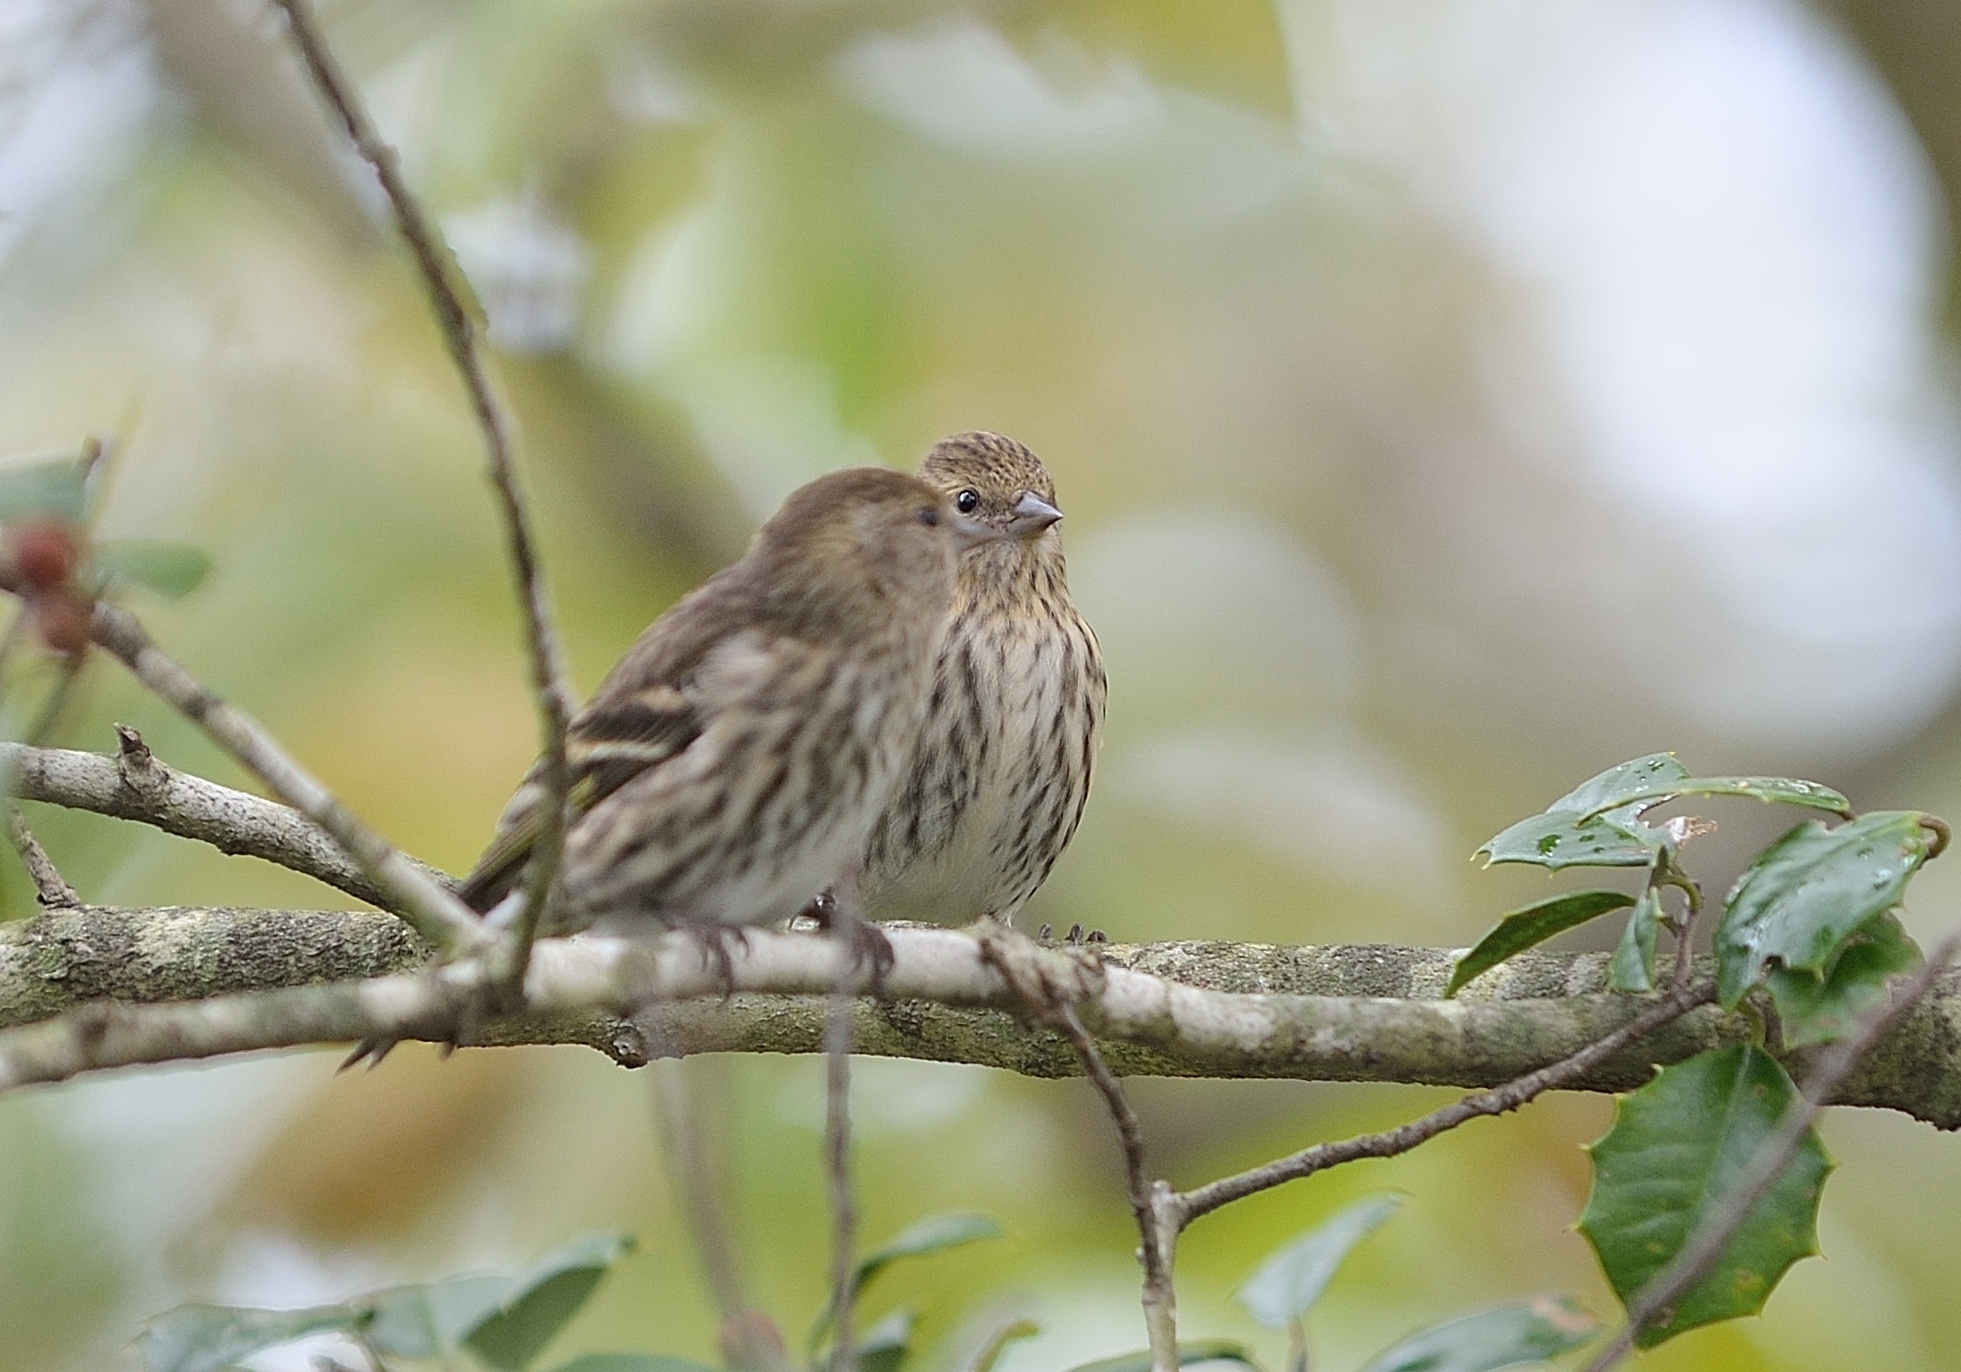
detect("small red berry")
[9,518,80,590]
[32,589,92,655]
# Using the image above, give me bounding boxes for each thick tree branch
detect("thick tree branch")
[0,736,449,912]
[4,911,1960,1128]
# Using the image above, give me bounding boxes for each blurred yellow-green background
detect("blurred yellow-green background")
[6,1,1961,1368]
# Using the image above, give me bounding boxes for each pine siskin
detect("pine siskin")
[859,432,1106,926]
[461,466,1007,935]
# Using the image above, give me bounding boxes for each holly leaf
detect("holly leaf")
[1476,756,1691,871]
[1356,1296,1600,1372]
[1548,754,1693,813]
[1765,912,1923,1048]
[1581,775,1849,821]
[1579,1046,1831,1348]
[1607,888,1665,994]
[1716,812,1940,1008]
[1475,811,1662,870]
[1448,892,1635,996]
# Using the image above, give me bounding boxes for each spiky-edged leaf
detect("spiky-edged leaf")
[1717,812,1939,1007]
[1579,1046,1831,1348]
[1765,913,1922,1048]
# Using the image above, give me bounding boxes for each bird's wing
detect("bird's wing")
[458,570,759,911]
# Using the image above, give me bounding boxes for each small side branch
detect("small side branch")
[77,600,483,951]
[0,735,451,912]
[269,0,575,980]
[1054,1003,1180,1371]
[1174,979,1719,1225]
[6,805,76,908]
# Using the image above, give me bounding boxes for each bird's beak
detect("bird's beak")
[1003,491,1063,539]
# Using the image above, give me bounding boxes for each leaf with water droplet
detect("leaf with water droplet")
[1477,811,1660,870]
[1583,775,1851,822]
[1716,811,1940,1008]
[1448,891,1635,996]
[1550,754,1692,814]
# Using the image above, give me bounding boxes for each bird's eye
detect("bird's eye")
[955,489,980,514]
[917,505,940,527]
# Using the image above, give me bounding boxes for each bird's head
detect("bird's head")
[752,466,1007,634]
[919,432,1066,547]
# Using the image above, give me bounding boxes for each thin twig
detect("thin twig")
[824,915,861,1372]
[1581,933,1961,1372]
[1054,1002,1180,1371]
[270,0,575,985]
[6,805,76,907]
[1175,980,1718,1224]
[81,597,483,950]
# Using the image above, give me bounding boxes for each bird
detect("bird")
[459,465,1008,936]
[856,431,1106,927]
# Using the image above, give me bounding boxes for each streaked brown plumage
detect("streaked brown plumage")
[462,466,1003,934]
[860,432,1106,925]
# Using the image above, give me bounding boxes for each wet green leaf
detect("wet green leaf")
[1716,812,1938,1007]
[1356,1297,1600,1372]
[1583,775,1850,821]
[1237,1194,1402,1325]
[1607,888,1665,994]
[93,540,212,598]
[1063,1340,1262,1372]
[0,456,87,523]
[138,1304,359,1372]
[1449,892,1635,996]
[1765,912,1923,1048]
[1550,754,1692,814]
[1476,811,1660,870]
[1579,1046,1831,1348]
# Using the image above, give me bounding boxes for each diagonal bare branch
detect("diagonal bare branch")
[268,0,576,979]
[79,597,483,949]
[1,734,452,912]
